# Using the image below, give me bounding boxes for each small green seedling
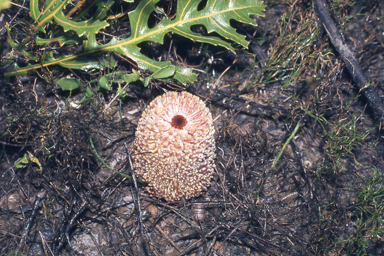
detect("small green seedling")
[142,65,176,87]
[57,77,81,91]
[76,87,94,104]
[15,151,42,172]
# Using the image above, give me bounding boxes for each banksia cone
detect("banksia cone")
[132,91,215,201]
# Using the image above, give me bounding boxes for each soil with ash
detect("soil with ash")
[1,0,384,255]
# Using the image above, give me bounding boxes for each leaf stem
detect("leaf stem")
[255,122,301,200]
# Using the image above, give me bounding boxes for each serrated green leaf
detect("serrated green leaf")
[73,0,114,22]
[57,77,81,91]
[36,35,84,46]
[5,56,116,77]
[4,62,29,79]
[5,23,39,61]
[91,0,115,21]
[6,0,265,85]
[54,11,108,36]
[31,0,108,35]
[87,0,265,83]
[58,56,117,71]
[31,0,67,33]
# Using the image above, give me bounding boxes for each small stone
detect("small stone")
[0,192,25,213]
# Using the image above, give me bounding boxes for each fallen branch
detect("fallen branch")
[313,0,384,123]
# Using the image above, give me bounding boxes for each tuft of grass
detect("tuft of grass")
[336,169,384,255]
[305,102,382,255]
[304,110,373,175]
[240,10,333,93]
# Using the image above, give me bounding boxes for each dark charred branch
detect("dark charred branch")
[313,0,384,123]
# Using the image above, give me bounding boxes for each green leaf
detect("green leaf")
[76,87,94,104]
[152,65,176,79]
[117,83,128,97]
[5,24,39,61]
[30,0,108,35]
[102,0,265,83]
[98,71,142,91]
[121,70,141,83]
[14,152,42,171]
[141,65,176,87]
[57,77,81,91]
[98,75,113,90]
[73,0,115,22]
[15,153,29,168]
[143,77,151,87]
[85,87,93,98]
[36,35,84,46]
[4,54,117,78]
[58,56,117,71]
[5,0,265,85]
[27,151,42,172]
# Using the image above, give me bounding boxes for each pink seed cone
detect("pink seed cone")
[132,91,216,201]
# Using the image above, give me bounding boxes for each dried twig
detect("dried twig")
[155,225,181,253]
